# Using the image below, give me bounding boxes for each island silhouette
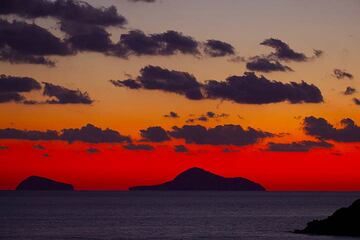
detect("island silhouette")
[129,167,266,191]
[16,176,74,191]
[295,199,360,237]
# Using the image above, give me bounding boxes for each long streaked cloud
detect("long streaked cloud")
[112,65,324,104]
[0,124,131,143]
[304,117,360,142]
[267,140,333,152]
[246,57,293,73]
[169,124,273,146]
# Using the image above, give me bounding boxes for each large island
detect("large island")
[129,167,266,191]
[16,176,74,191]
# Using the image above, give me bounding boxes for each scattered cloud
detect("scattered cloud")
[204,72,323,104]
[204,40,235,57]
[333,69,353,80]
[0,124,131,143]
[169,124,273,146]
[164,111,179,118]
[344,87,356,95]
[111,65,203,100]
[0,20,72,66]
[304,116,360,142]
[260,38,317,62]
[43,82,94,104]
[60,21,113,53]
[140,126,170,142]
[354,98,360,105]
[112,66,323,104]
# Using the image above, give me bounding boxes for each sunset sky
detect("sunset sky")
[0,0,359,191]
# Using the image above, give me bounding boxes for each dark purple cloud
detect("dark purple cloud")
[204,72,323,104]
[260,38,309,62]
[0,74,42,103]
[110,79,142,89]
[0,20,71,56]
[123,143,155,151]
[0,47,55,66]
[112,30,199,57]
[0,128,59,141]
[113,67,323,104]
[0,124,131,143]
[344,87,356,95]
[267,140,333,152]
[140,126,170,142]
[111,65,203,100]
[204,40,235,57]
[246,57,293,72]
[0,0,127,27]
[61,124,131,143]
[334,69,354,80]
[0,92,24,103]
[0,20,71,66]
[170,124,273,146]
[60,21,112,53]
[0,74,41,93]
[304,116,360,142]
[43,82,94,104]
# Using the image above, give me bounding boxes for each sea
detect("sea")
[0,191,359,240]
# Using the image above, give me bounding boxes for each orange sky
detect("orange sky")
[0,0,359,191]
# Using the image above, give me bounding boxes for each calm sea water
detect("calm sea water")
[0,191,359,240]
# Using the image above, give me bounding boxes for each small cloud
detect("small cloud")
[354,98,360,105]
[344,87,356,95]
[164,111,179,118]
[333,69,354,80]
[174,145,189,153]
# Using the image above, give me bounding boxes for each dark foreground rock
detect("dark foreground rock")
[16,176,74,191]
[295,199,360,237]
[129,167,265,191]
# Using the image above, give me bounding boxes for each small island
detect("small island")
[129,167,266,191]
[16,176,74,191]
[295,199,360,237]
